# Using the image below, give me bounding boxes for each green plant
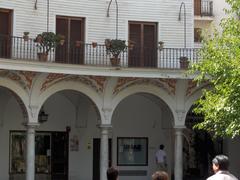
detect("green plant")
[34,32,61,55]
[105,39,127,58]
[23,32,29,36]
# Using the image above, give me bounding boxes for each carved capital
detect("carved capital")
[28,105,40,121]
[175,110,186,122]
[102,108,113,122]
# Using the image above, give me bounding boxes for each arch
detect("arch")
[36,81,103,123]
[0,77,30,120]
[111,84,177,124]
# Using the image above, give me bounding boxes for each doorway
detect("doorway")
[56,16,85,64]
[0,8,12,58]
[92,138,112,180]
[128,21,157,67]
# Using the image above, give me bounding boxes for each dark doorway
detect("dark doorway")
[183,107,223,180]
[56,16,85,64]
[92,138,112,180]
[51,132,69,180]
[0,8,12,58]
[128,21,157,67]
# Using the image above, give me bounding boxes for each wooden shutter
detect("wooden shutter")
[143,24,157,67]
[69,19,84,64]
[129,22,157,67]
[194,0,201,16]
[56,16,84,64]
[56,18,68,63]
[129,23,141,67]
[0,9,12,58]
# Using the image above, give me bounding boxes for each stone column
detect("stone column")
[99,125,112,180]
[174,127,184,180]
[25,122,39,180]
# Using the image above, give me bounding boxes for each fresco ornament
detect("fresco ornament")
[113,77,176,95]
[40,74,106,94]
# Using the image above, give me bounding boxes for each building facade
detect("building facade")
[0,0,239,180]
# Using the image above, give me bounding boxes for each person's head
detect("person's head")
[107,166,118,180]
[152,171,169,180]
[212,155,229,173]
[159,144,164,150]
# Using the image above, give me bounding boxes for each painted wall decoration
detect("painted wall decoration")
[113,77,176,95]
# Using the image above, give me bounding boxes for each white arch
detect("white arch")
[0,77,30,119]
[36,81,103,123]
[111,84,177,124]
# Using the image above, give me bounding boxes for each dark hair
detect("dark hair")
[107,167,118,180]
[212,155,229,171]
[152,171,169,180]
[159,144,164,149]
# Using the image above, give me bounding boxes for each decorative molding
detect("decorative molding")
[0,70,37,91]
[186,80,197,96]
[186,80,211,97]
[113,77,176,95]
[19,71,37,89]
[40,73,68,92]
[40,74,106,94]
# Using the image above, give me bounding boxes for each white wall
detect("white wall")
[0,0,193,47]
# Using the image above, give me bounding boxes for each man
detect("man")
[207,155,238,180]
[152,171,169,180]
[155,144,167,171]
[107,166,118,180]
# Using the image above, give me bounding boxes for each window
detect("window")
[194,28,203,43]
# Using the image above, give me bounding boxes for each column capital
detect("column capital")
[28,104,40,121]
[175,109,186,122]
[102,108,113,122]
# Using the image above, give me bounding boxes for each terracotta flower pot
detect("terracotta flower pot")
[110,57,120,66]
[37,53,48,62]
[179,56,189,69]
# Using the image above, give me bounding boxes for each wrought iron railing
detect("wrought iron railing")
[194,0,213,17]
[0,35,201,69]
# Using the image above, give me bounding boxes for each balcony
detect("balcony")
[0,35,200,70]
[194,0,213,17]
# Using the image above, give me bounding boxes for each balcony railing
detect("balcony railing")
[194,0,213,17]
[0,35,200,69]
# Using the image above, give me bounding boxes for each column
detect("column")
[174,127,184,180]
[25,122,39,180]
[99,125,111,180]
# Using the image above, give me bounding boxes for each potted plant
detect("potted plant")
[92,42,97,48]
[105,39,127,66]
[179,56,190,69]
[34,32,61,61]
[158,41,164,50]
[23,32,30,41]
[75,40,83,47]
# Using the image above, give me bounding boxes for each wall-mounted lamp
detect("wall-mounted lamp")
[38,108,48,123]
[34,0,38,10]
[106,0,119,39]
[178,2,186,48]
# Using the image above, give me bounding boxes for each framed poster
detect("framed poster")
[9,131,26,173]
[117,137,148,166]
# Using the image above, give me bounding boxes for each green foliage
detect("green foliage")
[191,0,240,138]
[105,39,127,58]
[35,32,61,54]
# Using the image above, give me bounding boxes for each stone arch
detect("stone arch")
[36,81,103,124]
[0,78,29,121]
[111,84,177,125]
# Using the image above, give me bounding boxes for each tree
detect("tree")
[191,0,240,138]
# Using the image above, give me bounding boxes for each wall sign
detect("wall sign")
[117,137,148,166]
